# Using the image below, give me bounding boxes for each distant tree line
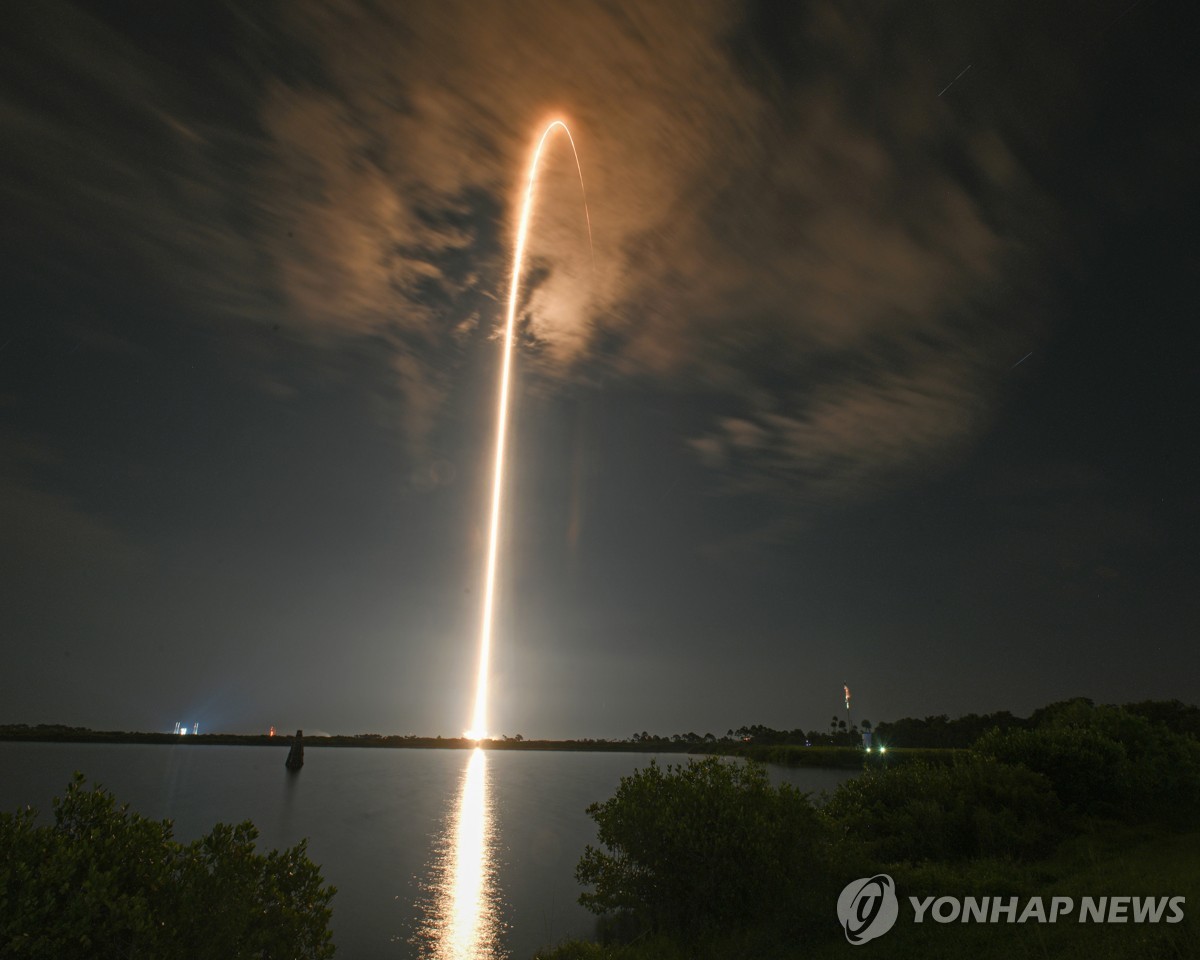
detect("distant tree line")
[6,699,1198,752]
[624,698,1200,750]
[629,725,864,746]
[872,711,1024,748]
[872,698,1200,748]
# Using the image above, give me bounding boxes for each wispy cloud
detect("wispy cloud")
[3,0,1057,498]
[254,1,1054,500]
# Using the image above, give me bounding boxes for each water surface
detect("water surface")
[0,742,856,958]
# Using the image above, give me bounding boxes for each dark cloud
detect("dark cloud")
[2,0,1062,498]
[251,1,1058,502]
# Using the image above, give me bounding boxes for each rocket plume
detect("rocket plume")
[466,120,592,741]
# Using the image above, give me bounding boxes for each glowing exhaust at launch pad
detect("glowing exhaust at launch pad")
[465,120,592,742]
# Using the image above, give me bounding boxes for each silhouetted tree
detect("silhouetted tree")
[1124,699,1200,738]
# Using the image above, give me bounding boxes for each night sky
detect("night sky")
[2,1,1197,739]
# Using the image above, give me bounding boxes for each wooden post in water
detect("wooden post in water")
[285,729,304,771]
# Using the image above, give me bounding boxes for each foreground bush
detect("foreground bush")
[0,775,335,960]
[974,703,1200,822]
[973,725,1131,817]
[576,757,836,940]
[821,757,1062,862]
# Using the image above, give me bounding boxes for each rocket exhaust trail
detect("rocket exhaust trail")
[467,120,592,741]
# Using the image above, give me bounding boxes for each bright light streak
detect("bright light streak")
[445,748,493,959]
[419,747,499,960]
[469,120,592,741]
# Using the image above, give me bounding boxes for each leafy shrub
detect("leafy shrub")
[575,757,835,939]
[1123,699,1200,739]
[0,775,336,960]
[973,725,1133,817]
[974,704,1200,822]
[821,757,1062,862]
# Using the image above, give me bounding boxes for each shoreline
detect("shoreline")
[0,727,953,768]
[0,727,702,753]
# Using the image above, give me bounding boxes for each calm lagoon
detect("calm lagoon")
[0,742,856,958]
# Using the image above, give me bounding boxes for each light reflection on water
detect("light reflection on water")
[415,748,504,960]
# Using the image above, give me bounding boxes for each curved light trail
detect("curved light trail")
[466,119,592,741]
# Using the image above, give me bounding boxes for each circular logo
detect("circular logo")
[837,874,899,945]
